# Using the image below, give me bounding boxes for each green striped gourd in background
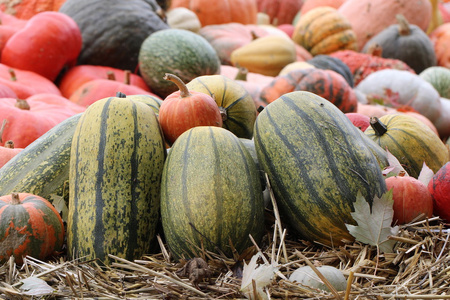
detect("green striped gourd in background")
[254,91,387,245]
[161,126,265,259]
[186,74,257,139]
[365,114,449,178]
[68,95,166,265]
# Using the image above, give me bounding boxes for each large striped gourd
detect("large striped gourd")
[161,126,265,259]
[364,114,449,178]
[186,75,257,139]
[254,91,387,245]
[68,96,166,265]
[0,113,81,205]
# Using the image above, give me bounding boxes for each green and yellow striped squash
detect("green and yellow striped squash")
[0,113,81,205]
[68,96,166,265]
[364,114,449,178]
[186,75,257,139]
[161,126,265,259]
[254,91,387,245]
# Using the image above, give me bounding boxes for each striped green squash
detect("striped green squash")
[0,113,81,205]
[419,66,450,98]
[138,28,221,98]
[161,126,265,259]
[186,75,257,139]
[254,91,387,245]
[68,96,166,265]
[365,114,449,178]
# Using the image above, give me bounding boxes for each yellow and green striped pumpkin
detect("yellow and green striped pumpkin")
[365,114,449,178]
[254,91,386,245]
[68,95,166,265]
[160,126,265,259]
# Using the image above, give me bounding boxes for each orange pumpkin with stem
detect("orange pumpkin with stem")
[158,73,223,145]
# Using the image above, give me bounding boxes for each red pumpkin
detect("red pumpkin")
[0,94,85,148]
[345,112,370,131]
[428,162,450,223]
[158,73,223,145]
[170,0,258,26]
[0,64,61,99]
[260,68,358,113]
[69,78,160,107]
[58,65,151,98]
[386,174,434,225]
[0,140,23,169]
[256,0,303,25]
[1,11,82,81]
[0,193,64,264]
[0,83,17,98]
[0,12,27,55]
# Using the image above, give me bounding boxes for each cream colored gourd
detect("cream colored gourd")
[230,35,297,76]
[166,7,202,33]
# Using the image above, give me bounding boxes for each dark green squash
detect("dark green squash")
[160,126,265,259]
[59,0,169,71]
[362,14,437,74]
[254,91,387,245]
[68,95,166,265]
[307,54,354,87]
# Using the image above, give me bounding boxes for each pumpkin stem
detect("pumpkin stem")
[0,119,7,143]
[124,70,131,85]
[8,68,17,82]
[14,99,30,110]
[396,14,411,36]
[4,140,14,148]
[164,73,191,98]
[234,66,248,81]
[250,30,259,40]
[367,43,383,57]
[369,116,387,136]
[11,193,21,205]
[116,92,127,98]
[219,107,228,122]
[107,71,116,81]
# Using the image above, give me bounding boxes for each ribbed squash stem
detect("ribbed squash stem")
[10,193,21,205]
[367,43,383,57]
[107,71,116,80]
[396,14,411,36]
[369,116,388,136]
[234,66,248,81]
[219,107,228,122]
[4,140,14,148]
[8,69,17,82]
[124,70,131,85]
[116,92,127,98]
[164,73,191,98]
[14,99,30,110]
[0,119,6,143]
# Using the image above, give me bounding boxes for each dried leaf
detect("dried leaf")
[382,149,408,178]
[19,277,54,296]
[240,252,278,300]
[346,190,399,253]
[417,162,434,187]
[50,194,68,221]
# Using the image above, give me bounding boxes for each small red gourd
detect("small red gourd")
[428,162,450,223]
[345,112,370,131]
[0,193,65,264]
[158,73,223,145]
[0,139,23,168]
[386,172,433,225]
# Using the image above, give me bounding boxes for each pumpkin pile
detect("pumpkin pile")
[1,0,450,298]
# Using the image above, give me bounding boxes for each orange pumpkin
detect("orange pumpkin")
[338,0,432,50]
[0,0,66,20]
[170,0,258,26]
[0,141,23,169]
[429,22,450,68]
[292,6,358,56]
[299,0,347,16]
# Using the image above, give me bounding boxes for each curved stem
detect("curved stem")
[124,70,131,85]
[8,68,17,82]
[0,119,7,143]
[396,14,411,36]
[219,106,227,122]
[164,73,191,98]
[369,117,388,136]
[107,71,116,81]
[234,66,248,81]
